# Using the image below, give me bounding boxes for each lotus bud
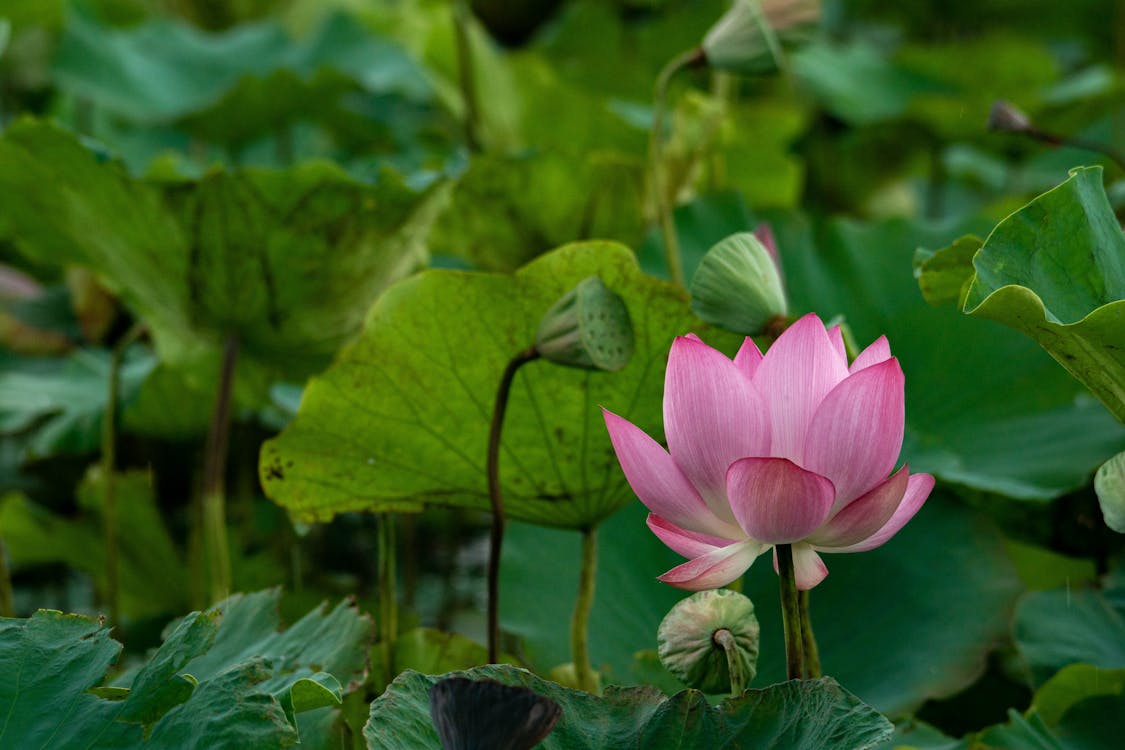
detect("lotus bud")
[702,0,821,75]
[987,100,1033,134]
[690,231,788,335]
[535,276,634,371]
[1095,450,1125,533]
[657,589,759,695]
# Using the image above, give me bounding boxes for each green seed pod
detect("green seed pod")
[1095,450,1125,533]
[702,0,820,75]
[657,589,760,695]
[535,276,634,371]
[691,232,787,335]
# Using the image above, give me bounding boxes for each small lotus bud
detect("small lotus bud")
[657,589,759,694]
[702,0,821,75]
[1095,450,1125,533]
[987,100,1033,134]
[690,231,788,335]
[535,276,634,371]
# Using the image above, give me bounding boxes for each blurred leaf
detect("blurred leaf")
[0,347,154,460]
[1096,450,1125,532]
[914,235,980,306]
[262,242,715,529]
[0,120,449,406]
[0,468,189,618]
[1014,574,1125,686]
[366,665,893,750]
[502,495,1021,717]
[1032,664,1125,726]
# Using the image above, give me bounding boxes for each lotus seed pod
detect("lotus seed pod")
[1095,450,1125,533]
[691,232,788,335]
[657,589,759,694]
[535,276,634,371]
[702,0,820,75]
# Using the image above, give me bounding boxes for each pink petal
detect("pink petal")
[647,514,737,558]
[851,335,892,373]
[807,466,909,548]
[827,325,846,363]
[663,336,770,517]
[802,358,905,509]
[753,222,779,264]
[602,409,740,538]
[657,539,768,591]
[770,543,829,590]
[752,313,850,462]
[733,337,763,379]
[725,457,835,544]
[820,473,935,553]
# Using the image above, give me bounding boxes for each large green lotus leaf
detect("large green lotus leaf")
[0,120,449,388]
[1013,570,1125,686]
[0,469,189,618]
[955,166,1125,423]
[365,665,893,750]
[0,347,154,460]
[53,11,430,132]
[260,242,708,528]
[501,495,1021,718]
[0,610,138,748]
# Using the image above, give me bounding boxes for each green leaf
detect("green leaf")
[958,166,1125,422]
[262,242,715,529]
[1014,575,1125,686]
[0,119,450,395]
[501,495,1021,718]
[913,235,981,307]
[1032,664,1125,726]
[365,665,893,750]
[0,610,139,748]
[0,347,154,460]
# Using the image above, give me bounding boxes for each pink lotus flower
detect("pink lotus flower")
[602,313,934,591]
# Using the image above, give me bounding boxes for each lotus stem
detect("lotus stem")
[452,0,482,152]
[776,543,805,680]
[571,526,598,693]
[650,47,705,287]
[487,346,541,662]
[378,512,398,680]
[0,534,12,617]
[101,323,145,628]
[201,333,239,604]
[713,627,746,696]
[798,589,821,678]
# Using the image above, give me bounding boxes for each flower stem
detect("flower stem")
[0,534,12,617]
[452,0,482,152]
[798,589,821,678]
[571,526,599,693]
[713,628,746,696]
[776,543,805,680]
[649,47,705,287]
[378,512,398,681]
[487,346,540,663]
[101,323,145,628]
[201,333,239,604]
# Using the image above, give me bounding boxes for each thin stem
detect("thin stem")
[452,0,482,151]
[776,543,805,680]
[378,513,398,681]
[101,323,145,628]
[1019,127,1125,172]
[713,628,746,697]
[571,526,598,693]
[487,346,541,663]
[0,534,12,617]
[798,589,821,678]
[402,514,418,608]
[201,334,240,604]
[650,47,705,287]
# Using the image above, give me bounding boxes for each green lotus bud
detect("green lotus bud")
[691,232,788,335]
[657,589,759,695]
[1095,450,1125,533]
[987,100,1033,134]
[702,0,821,75]
[535,276,634,371]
